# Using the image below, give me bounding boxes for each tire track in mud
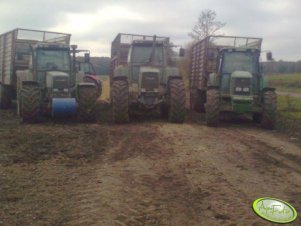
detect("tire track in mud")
[20,122,300,226]
[64,124,173,226]
[157,124,301,225]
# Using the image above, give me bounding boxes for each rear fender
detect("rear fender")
[168,75,182,81]
[76,83,97,100]
[22,81,39,88]
[113,76,128,82]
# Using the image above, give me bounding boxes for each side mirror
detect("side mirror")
[266,52,273,61]
[179,48,185,57]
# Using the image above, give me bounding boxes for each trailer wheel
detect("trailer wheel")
[112,80,129,123]
[261,90,277,129]
[78,85,98,122]
[21,84,41,123]
[205,88,220,126]
[168,79,186,123]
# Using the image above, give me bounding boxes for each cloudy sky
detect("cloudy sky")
[0,0,300,61]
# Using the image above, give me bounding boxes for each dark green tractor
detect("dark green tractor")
[190,36,277,129]
[110,34,186,123]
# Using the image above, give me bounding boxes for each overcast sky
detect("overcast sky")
[0,0,300,61]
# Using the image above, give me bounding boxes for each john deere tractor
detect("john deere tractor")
[16,42,98,122]
[110,33,186,123]
[190,35,277,129]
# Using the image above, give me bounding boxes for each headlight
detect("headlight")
[235,87,242,92]
[243,87,250,92]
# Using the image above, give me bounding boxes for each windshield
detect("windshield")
[221,51,258,74]
[37,49,70,71]
[79,62,95,74]
[131,46,163,65]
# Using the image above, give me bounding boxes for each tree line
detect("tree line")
[262,61,301,74]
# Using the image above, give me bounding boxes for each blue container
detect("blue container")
[52,98,77,117]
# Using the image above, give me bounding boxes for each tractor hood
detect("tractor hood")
[46,71,69,89]
[138,66,160,92]
[231,70,253,79]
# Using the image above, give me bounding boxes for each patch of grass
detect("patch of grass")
[277,95,301,140]
[266,73,301,92]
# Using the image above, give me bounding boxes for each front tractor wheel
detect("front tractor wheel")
[261,90,277,129]
[20,84,41,123]
[112,80,129,123]
[77,84,98,122]
[205,88,220,126]
[168,79,186,123]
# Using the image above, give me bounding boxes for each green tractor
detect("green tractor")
[16,42,98,122]
[190,36,276,129]
[110,33,186,123]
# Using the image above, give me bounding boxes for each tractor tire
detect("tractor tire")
[20,84,41,123]
[112,80,129,123]
[252,112,262,123]
[78,85,98,122]
[17,92,22,117]
[160,103,169,119]
[0,83,11,108]
[261,90,277,129]
[205,88,220,126]
[168,79,186,123]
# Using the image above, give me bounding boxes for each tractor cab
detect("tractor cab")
[128,40,165,66]
[214,48,262,113]
[32,43,73,99]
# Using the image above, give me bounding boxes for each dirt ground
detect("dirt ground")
[0,110,300,226]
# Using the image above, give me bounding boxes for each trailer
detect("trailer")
[0,28,70,108]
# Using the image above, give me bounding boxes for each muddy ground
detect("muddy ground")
[0,109,300,226]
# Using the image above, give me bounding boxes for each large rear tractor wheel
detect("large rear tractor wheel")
[20,84,41,123]
[261,90,277,129]
[78,85,98,122]
[0,83,11,108]
[112,80,129,123]
[252,112,262,123]
[205,88,220,126]
[168,79,186,123]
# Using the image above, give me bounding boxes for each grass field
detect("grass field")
[277,94,301,139]
[266,73,301,92]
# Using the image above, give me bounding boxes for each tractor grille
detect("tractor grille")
[53,76,69,90]
[141,72,159,91]
[233,78,251,96]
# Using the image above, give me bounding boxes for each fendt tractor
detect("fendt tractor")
[110,33,186,123]
[190,35,277,129]
[0,28,99,122]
